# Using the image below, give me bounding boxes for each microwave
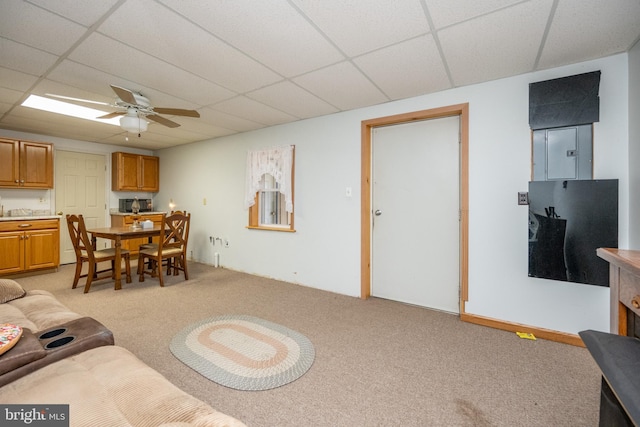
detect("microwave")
[119,198,153,213]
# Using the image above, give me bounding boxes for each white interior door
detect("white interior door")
[372,116,460,313]
[55,151,106,264]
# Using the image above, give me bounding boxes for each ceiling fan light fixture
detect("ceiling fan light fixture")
[119,109,148,133]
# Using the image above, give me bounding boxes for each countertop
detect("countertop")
[109,211,167,216]
[0,215,62,221]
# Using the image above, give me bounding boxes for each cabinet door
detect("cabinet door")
[139,155,159,192]
[20,141,54,188]
[0,231,25,274]
[0,139,20,187]
[112,152,140,191]
[25,228,60,271]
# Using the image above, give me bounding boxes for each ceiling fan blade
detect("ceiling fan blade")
[153,107,200,118]
[110,85,138,105]
[147,114,180,128]
[96,111,125,119]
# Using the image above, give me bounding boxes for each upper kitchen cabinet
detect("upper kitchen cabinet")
[0,139,54,189]
[112,152,159,192]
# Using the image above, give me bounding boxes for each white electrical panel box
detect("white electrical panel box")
[532,124,592,181]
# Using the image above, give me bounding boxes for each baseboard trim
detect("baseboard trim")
[460,312,585,347]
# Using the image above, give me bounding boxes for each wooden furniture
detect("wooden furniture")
[586,248,640,426]
[110,213,164,257]
[0,138,53,188]
[596,248,640,336]
[112,152,159,192]
[66,214,132,293]
[87,225,163,290]
[138,211,190,287]
[0,219,59,276]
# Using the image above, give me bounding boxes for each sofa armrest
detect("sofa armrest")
[0,329,46,376]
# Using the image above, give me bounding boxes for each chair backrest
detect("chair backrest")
[158,211,190,254]
[66,214,95,260]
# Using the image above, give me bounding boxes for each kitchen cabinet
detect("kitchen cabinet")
[112,152,159,192]
[0,219,60,275]
[0,139,54,188]
[110,213,164,257]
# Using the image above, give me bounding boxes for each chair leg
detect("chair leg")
[124,254,132,283]
[72,260,82,289]
[182,255,189,280]
[84,262,96,293]
[157,258,165,287]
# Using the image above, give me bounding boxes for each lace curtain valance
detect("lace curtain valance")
[244,145,294,213]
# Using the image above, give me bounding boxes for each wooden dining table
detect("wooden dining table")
[87,225,163,290]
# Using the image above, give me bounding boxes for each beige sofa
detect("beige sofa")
[0,279,245,427]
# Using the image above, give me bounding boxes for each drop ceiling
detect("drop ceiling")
[1,0,639,150]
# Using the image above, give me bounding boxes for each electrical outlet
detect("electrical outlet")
[518,192,529,205]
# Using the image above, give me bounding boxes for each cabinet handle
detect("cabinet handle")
[632,297,640,309]
[19,224,32,228]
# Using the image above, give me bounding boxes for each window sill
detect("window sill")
[246,226,296,232]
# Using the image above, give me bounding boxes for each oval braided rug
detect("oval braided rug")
[169,315,315,391]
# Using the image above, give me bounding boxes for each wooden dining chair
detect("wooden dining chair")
[66,214,132,293]
[137,211,191,286]
[137,210,188,275]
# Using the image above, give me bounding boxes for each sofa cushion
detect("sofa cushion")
[0,290,82,332]
[0,345,246,427]
[0,279,26,304]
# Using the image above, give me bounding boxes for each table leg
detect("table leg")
[114,236,122,290]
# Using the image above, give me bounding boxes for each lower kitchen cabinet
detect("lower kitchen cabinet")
[0,219,60,275]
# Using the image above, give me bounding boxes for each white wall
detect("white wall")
[0,130,153,225]
[629,40,640,248]
[156,54,630,336]
[1,54,630,336]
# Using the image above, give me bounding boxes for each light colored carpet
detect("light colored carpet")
[170,314,315,391]
[13,262,602,426]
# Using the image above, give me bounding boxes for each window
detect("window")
[246,146,295,232]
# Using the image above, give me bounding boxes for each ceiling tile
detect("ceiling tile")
[291,0,430,56]
[538,0,640,70]
[439,0,553,87]
[198,108,264,133]
[67,33,235,106]
[293,62,388,110]
[0,67,39,92]
[247,81,338,119]
[0,86,26,106]
[211,96,298,126]
[99,0,281,93]
[160,0,344,77]
[425,0,524,29]
[27,0,120,27]
[0,1,86,55]
[354,35,451,100]
[0,38,58,76]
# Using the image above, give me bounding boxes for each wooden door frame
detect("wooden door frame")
[360,103,469,312]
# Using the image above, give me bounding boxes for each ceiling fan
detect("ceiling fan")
[97,85,200,134]
[45,85,200,135]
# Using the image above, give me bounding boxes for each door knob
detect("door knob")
[374,209,382,216]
